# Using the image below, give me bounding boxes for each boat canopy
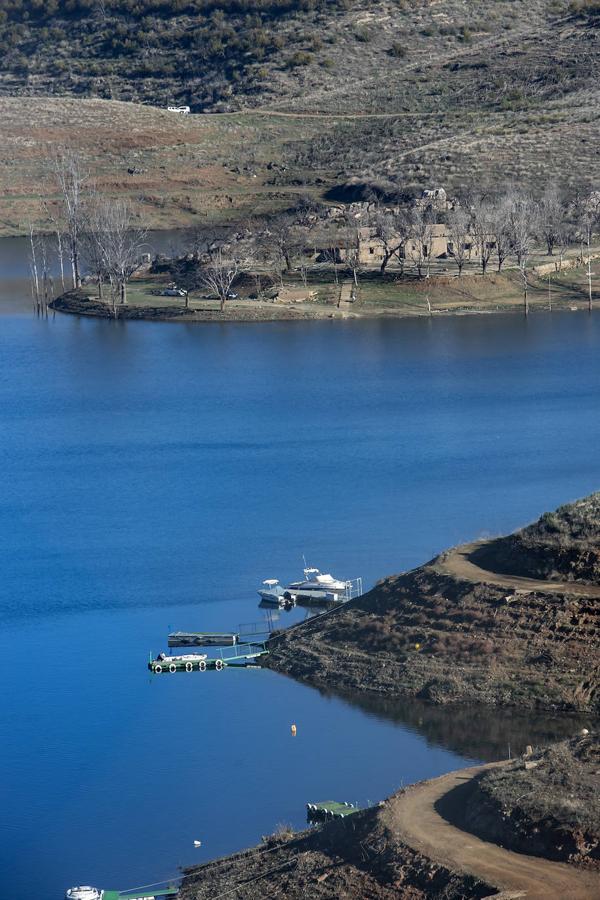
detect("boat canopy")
[263,579,280,586]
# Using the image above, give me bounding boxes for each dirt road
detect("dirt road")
[385,764,600,900]
[432,541,600,599]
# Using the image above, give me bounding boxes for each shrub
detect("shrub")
[287,50,312,67]
[388,41,406,58]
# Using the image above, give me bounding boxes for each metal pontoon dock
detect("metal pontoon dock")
[168,631,239,647]
[103,889,177,900]
[306,800,359,821]
[168,622,271,648]
[148,642,268,674]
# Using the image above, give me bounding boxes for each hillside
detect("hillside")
[461,733,600,868]
[473,492,600,583]
[178,776,496,900]
[178,753,600,899]
[0,1,575,111]
[266,492,600,713]
[3,1,600,234]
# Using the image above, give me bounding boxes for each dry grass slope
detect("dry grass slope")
[3,2,600,233]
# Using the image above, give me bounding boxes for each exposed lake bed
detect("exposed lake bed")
[2,261,600,899]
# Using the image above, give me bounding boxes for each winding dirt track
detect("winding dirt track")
[432,541,600,599]
[386,764,600,900]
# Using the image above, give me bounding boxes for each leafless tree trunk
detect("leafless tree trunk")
[267,214,301,281]
[342,226,361,286]
[470,196,495,275]
[28,224,41,314]
[537,184,564,256]
[408,206,434,279]
[53,149,87,289]
[507,193,537,315]
[83,197,146,315]
[197,248,242,312]
[447,207,470,276]
[323,248,340,285]
[371,208,409,274]
[575,192,600,312]
[55,228,66,292]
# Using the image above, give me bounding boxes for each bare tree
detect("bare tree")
[28,225,53,316]
[537,185,565,257]
[81,195,109,300]
[28,224,41,314]
[86,198,146,314]
[268,214,301,279]
[446,207,470,276]
[371,208,410,274]
[470,196,496,275]
[198,248,242,312]
[575,191,600,312]
[341,222,362,286]
[408,205,434,278]
[168,257,200,309]
[323,246,341,285]
[491,195,512,273]
[53,149,87,289]
[507,193,537,315]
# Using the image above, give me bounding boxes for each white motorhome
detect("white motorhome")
[167,105,190,115]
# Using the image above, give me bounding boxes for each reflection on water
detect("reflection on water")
[322,689,594,763]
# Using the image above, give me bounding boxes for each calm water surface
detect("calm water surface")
[1,269,599,900]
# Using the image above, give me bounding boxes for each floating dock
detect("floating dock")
[168,631,239,647]
[169,623,271,648]
[306,800,359,821]
[148,643,268,674]
[103,889,177,900]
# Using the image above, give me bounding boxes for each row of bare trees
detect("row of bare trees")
[32,153,600,318]
[29,150,147,317]
[251,187,600,315]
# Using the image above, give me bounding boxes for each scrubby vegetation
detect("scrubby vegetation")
[465,732,599,867]
[474,492,600,583]
[0,0,584,115]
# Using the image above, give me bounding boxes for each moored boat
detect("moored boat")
[65,889,103,900]
[257,579,292,606]
[285,567,362,604]
[156,652,208,664]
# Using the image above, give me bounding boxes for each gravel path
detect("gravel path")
[386,763,600,900]
[432,541,600,599]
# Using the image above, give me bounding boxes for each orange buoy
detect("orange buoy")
[291,724,297,736]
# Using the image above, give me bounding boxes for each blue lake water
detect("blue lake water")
[1,280,599,900]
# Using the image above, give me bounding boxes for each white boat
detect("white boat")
[65,888,103,900]
[156,652,207,663]
[257,579,288,605]
[285,567,363,604]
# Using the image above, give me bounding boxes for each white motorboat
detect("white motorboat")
[257,579,288,605]
[285,567,348,602]
[156,652,207,663]
[65,888,103,900]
